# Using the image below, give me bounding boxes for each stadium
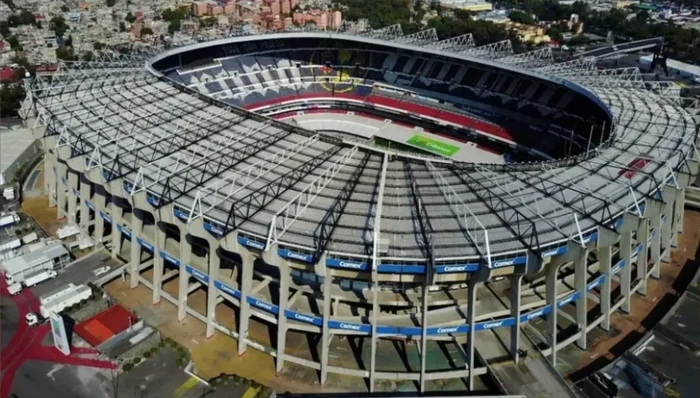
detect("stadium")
[22,27,699,392]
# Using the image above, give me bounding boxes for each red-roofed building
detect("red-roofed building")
[0,66,16,81]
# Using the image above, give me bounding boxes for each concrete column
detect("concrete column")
[660,192,675,263]
[467,278,478,390]
[509,274,523,363]
[673,188,685,247]
[636,218,650,296]
[620,230,632,314]
[572,250,587,349]
[205,243,220,339]
[94,193,106,243]
[110,201,123,258]
[320,272,332,385]
[650,208,662,280]
[275,258,290,373]
[177,228,192,322]
[67,171,78,224]
[369,269,379,393]
[129,214,143,289]
[419,281,430,393]
[545,261,560,365]
[153,227,166,305]
[45,154,56,207]
[599,245,612,332]
[56,163,67,218]
[237,250,254,356]
[79,178,90,230]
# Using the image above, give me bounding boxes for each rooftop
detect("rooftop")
[0,242,69,275]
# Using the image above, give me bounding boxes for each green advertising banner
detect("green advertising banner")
[406,135,460,157]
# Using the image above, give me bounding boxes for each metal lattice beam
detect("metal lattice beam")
[222,145,344,235]
[426,162,491,266]
[187,135,322,222]
[425,34,475,52]
[265,146,359,249]
[497,47,553,69]
[311,152,373,259]
[394,28,439,46]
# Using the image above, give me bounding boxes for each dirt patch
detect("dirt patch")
[565,210,700,380]
[21,196,61,237]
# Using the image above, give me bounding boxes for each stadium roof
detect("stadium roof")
[24,32,700,266]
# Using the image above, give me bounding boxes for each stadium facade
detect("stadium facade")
[21,29,699,391]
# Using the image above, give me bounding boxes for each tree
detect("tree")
[168,20,181,35]
[636,10,650,24]
[0,20,10,37]
[509,10,536,25]
[106,0,116,6]
[119,21,126,32]
[7,35,22,51]
[60,5,69,12]
[82,51,93,61]
[125,12,136,23]
[140,27,153,35]
[56,46,74,60]
[65,34,73,48]
[93,41,104,50]
[50,15,68,37]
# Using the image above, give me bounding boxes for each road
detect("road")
[29,250,118,298]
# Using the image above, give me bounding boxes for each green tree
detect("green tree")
[93,41,104,50]
[140,26,153,35]
[509,10,536,25]
[119,21,126,32]
[50,15,68,37]
[168,19,181,35]
[125,12,136,23]
[7,35,22,51]
[65,34,73,48]
[60,5,69,12]
[106,0,116,7]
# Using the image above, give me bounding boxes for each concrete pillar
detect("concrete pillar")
[467,278,478,390]
[650,207,662,280]
[545,260,562,366]
[67,171,78,224]
[237,250,254,356]
[45,154,56,207]
[79,178,90,230]
[129,214,143,289]
[419,280,430,393]
[320,272,332,385]
[575,248,589,349]
[636,218,650,296]
[56,163,67,218]
[599,245,612,332]
[673,187,685,246]
[660,191,675,263]
[205,242,220,339]
[275,258,290,373]
[620,230,632,314]
[153,227,166,305]
[177,228,192,322]
[369,269,379,393]
[110,201,123,258]
[94,193,106,243]
[509,274,523,363]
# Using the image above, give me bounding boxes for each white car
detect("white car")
[25,312,39,327]
[94,266,111,276]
